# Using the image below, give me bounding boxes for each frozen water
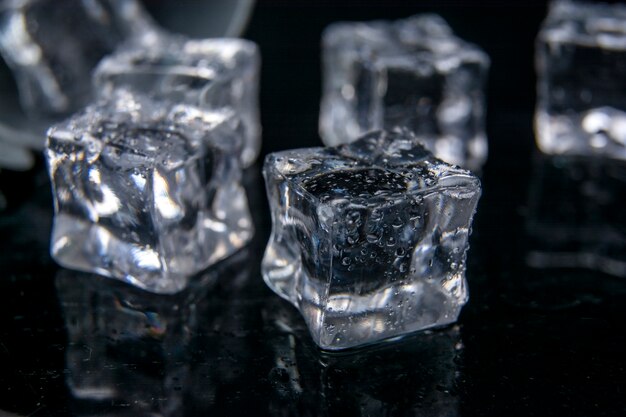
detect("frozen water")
[536,0,626,159]
[94,35,261,167]
[262,130,481,350]
[319,14,489,170]
[0,0,158,117]
[46,91,253,293]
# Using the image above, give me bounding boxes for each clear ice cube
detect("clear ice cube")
[535,0,626,159]
[0,0,158,117]
[262,130,481,350]
[46,91,253,293]
[94,35,261,167]
[319,14,489,170]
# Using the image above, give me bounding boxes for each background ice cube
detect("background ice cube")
[320,14,489,170]
[535,0,626,159]
[94,36,261,167]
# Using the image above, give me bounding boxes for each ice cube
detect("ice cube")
[45,91,253,293]
[94,35,261,167]
[262,130,481,350]
[319,14,489,170]
[0,0,158,117]
[264,297,462,415]
[535,0,626,159]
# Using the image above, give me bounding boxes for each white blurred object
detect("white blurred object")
[0,0,256,171]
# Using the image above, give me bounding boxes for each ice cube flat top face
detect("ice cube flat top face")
[536,1,626,158]
[269,131,477,206]
[320,14,489,170]
[94,37,261,167]
[263,131,481,350]
[325,14,486,64]
[97,38,258,82]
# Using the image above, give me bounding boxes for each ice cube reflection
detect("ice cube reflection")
[56,248,252,417]
[525,153,626,277]
[264,302,462,417]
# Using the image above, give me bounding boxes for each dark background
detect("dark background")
[1,1,626,416]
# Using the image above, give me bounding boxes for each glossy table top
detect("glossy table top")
[1,1,625,416]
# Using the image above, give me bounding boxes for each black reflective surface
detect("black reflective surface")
[1,1,626,416]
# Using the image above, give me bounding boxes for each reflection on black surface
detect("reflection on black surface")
[319,329,461,417]
[57,244,462,417]
[525,153,626,277]
[56,248,252,417]
[264,303,462,417]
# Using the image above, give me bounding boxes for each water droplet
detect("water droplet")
[366,233,380,243]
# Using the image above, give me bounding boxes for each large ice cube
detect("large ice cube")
[319,14,489,170]
[0,0,158,117]
[262,130,481,350]
[536,0,626,158]
[45,91,253,293]
[94,35,261,167]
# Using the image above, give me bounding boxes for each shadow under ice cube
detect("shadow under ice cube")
[262,130,481,350]
[535,0,626,158]
[319,14,489,170]
[45,92,253,293]
[94,36,261,167]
